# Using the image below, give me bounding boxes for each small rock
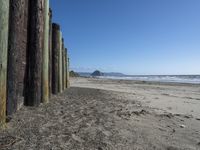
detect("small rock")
[180,124,186,128]
[167,146,179,150]
[132,109,147,116]
[160,113,173,119]
[98,147,103,150]
[6,116,12,123]
[184,115,192,119]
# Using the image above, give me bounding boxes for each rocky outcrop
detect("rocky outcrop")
[91,70,104,76]
[70,71,80,77]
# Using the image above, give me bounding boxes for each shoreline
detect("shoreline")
[78,76,200,87]
[71,77,200,118]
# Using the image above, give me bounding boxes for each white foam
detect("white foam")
[96,75,200,84]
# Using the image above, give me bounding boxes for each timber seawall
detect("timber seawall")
[0,0,70,128]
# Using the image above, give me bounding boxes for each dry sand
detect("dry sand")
[0,77,200,150]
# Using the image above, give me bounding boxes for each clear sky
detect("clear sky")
[50,0,200,75]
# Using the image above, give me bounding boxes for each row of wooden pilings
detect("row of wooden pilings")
[0,0,70,128]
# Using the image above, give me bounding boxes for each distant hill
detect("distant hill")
[91,70,104,76]
[78,71,125,77]
[70,71,80,77]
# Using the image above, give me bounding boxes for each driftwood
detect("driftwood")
[7,0,29,116]
[0,1,10,127]
[25,0,45,106]
[52,23,61,94]
[42,0,50,103]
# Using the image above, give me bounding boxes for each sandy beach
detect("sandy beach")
[1,77,200,150]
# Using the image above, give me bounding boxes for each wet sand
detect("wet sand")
[0,77,200,150]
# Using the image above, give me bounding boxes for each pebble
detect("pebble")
[180,124,186,128]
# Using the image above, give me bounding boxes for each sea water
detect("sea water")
[97,75,200,84]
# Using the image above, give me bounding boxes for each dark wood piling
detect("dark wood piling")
[0,0,10,127]
[7,0,29,116]
[58,32,63,93]
[67,57,70,88]
[42,0,49,103]
[52,23,61,94]
[49,8,52,97]
[65,48,70,88]
[62,38,66,91]
[25,0,45,106]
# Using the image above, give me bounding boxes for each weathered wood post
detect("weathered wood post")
[62,39,66,90]
[25,0,45,106]
[49,8,52,97]
[67,57,70,88]
[64,48,67,89]
[65,48,70,88]
[64,49,67,89]
[58,32,63,93]
[42,0,49,103]
[52,23,60,94]
[7,0,29,116]
[0,0,9,127]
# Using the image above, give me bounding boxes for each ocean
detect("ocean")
[79,73,200,84]
[99,75,200,84]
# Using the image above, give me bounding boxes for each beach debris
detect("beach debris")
[196,118,200,121]
[72,134,83,143]
[162,93,170,96]
[6,116,12,123]
[174,114,181,117]
[0,136,21,149]
[158,128,166,132]
[183,115,192,119]
[174,114,193,119]
[132,109,147,116]
[159,113,174,119]
[179,124,186,128]
[98,147,103,150]
[167,146,179,150]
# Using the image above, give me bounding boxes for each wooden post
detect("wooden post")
[7,0,29,116]
[65,48,70,88]
[52,23,60,94]
[25,0,45,106]
[64,49,67,89]
[49,8,52,97]
[67,57,70,88]
[58,32,63,93]
[0,0,9,127]
[62,39,66,90]
[42,0,49,103]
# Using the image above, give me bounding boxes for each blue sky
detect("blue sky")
[50,0,200,75]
